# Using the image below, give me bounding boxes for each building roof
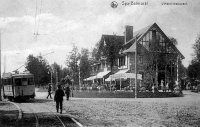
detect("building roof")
[98,23,184,59]
[122,23,185,59]
[2,72,34,79]
[102,35,124,44]
[123,24,153,47]
[97,34,125,59]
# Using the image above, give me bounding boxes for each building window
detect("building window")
[119,56,126,66]
[138,56,143,64]
[140,32,150,50]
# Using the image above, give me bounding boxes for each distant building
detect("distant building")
[84,23,184,90]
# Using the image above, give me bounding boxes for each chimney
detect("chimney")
[125,25,133,44]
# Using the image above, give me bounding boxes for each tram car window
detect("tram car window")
[22,78,28,85]
[15,78,22,86]
[28,78,34,85]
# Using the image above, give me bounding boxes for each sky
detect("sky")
[0,0,200,73]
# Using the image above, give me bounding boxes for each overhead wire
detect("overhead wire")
[34,0,38,35]
[34,0,43,40]
[37,0,43,35]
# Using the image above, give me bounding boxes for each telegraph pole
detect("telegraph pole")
[177,55,179,82]
[0,31,2,101]
[135,34,137,99]
[4,55,6,73]
[56,71,58,85]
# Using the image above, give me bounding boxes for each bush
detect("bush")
[72,91,183,98]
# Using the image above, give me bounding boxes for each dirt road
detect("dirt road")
[0,92,81,127]
[1,90,200,127]
[62,91,200,127]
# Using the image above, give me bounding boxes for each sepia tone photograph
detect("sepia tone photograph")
[0,0,200,126]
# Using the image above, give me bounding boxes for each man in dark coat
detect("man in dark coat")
[65,78,72,100]
[46,83,52,99]
[65,84,71,100]
[54,85,65,114]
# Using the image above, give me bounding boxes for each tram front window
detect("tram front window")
[15,77,33,86]
[28,78,34,85]
[15,78,22,86]
[22,78,28,85]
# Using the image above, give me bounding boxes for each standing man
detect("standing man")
[65,84,71,100]
[46,83,52,99]
[65,77,72,100]
[54,85,65,114]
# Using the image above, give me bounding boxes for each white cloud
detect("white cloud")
[0,0,199,73]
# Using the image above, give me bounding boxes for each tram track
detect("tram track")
[4,98,83,127]
[7,101,38,127]
[7,101,22,120]
[7,100,67,127]
[22,104,39,127]
[44,107,66,127]
[43,101,82,127]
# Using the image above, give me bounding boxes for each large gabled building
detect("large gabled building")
[85,23,184,90]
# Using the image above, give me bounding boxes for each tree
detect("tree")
[62,67,71,78]
[187,34,200,82]
[65,44,80,86]
[80,48,92,85]
[51,62,62,84]
[25,54,50,85]
[91,42,100,61]
[187,61,200,80]
[192,34,200,62]
[98,36,123,71]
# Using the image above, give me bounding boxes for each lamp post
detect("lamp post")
[71,79,74,97]
[77,60,81,89]
[47,65,53,88]
[41,51,54,89]
[56,70,58,85]
[51,69,53,86]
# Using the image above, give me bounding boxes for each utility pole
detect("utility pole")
[78,60,81,88]
[4,55,6,73]
[56,70,58,85]
[135,34,137,99]
[177,55,179,82]
[79,66,81,88]
[0,31,2,101]
[51,67,53,86]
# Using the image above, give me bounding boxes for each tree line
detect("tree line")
[24,37,189,87]
[25,44,94,87]
[187,34,200,84]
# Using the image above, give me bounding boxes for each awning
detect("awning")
[110,69,142,80]
[105,76,115,81]
[110,69,129,79]
[96,71,110,79]
[124,73,142,80]
[84,75,97,81]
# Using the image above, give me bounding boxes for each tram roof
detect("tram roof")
[2,72,34,79]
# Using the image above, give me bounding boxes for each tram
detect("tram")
[2,72,35,101]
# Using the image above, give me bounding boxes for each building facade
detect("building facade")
[85,23,184,90]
